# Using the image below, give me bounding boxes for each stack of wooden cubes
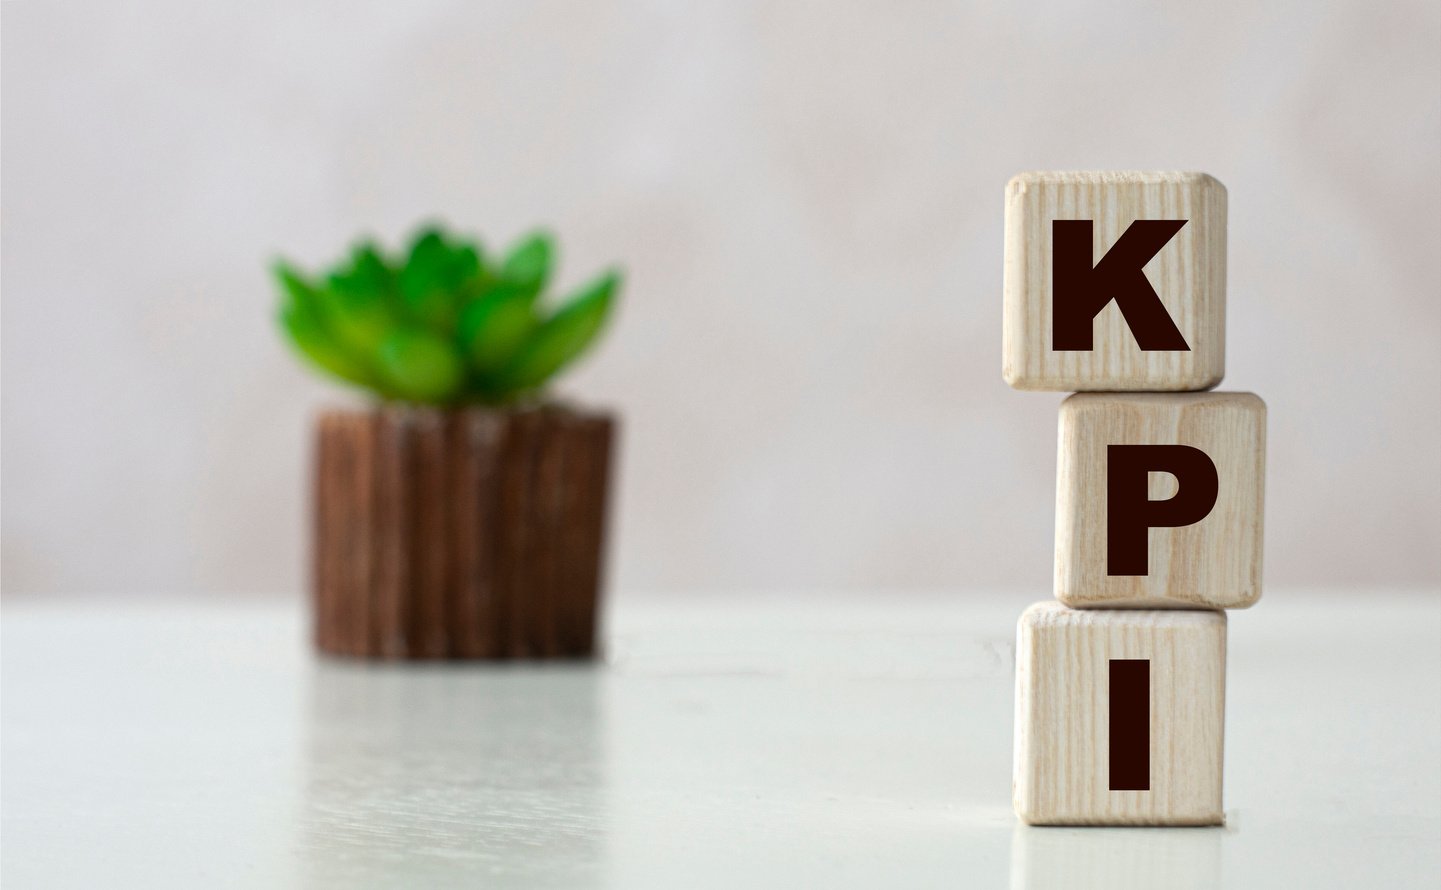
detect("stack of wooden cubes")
[1004,172,1265,826]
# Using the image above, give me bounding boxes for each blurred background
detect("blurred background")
[3,0,1438,600]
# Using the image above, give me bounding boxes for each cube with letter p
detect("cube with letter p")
[1055,392,1266,610]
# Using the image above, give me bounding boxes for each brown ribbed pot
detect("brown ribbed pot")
[311,404,614,659]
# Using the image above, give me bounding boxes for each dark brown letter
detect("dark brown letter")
[1109,659,1150,791]
[1053,220,1190,351]
[1107,445,1218,575]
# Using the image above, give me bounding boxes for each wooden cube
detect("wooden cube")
[1003,171,1227,392]
[1013,601,1226,826]
[1056,392,1265,610]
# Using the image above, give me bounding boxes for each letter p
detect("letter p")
[1107,445,1219,575]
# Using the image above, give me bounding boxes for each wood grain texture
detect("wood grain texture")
[312,414,340,654]
[311,405,614,659]
[1013,601,1226,826]
[1003,171,1227,392]
[1055,392,1266,610]
[447,411,505,658]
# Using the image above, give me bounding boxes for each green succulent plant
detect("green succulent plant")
[275,224,620,406]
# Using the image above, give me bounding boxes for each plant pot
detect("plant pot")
[311,404,615,659]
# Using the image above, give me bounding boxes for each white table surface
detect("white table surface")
[3,590,1439,889]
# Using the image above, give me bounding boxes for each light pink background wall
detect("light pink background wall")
[4,1,1438,597]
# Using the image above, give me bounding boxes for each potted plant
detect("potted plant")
[274,225,620,659]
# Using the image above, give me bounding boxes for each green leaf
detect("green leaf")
[397,229,457,329]
[318,251,399,356]
[333,243,395,298]
[500,231,554,299]
[458,283,537,376]
[274,261,322,319]
[274,261,374,386]
[278,306,373,387]
[279,311,367,385]
[375,328,463,403]
[452,244,484,288]
[496,269,619,394]
[398,227,490,332]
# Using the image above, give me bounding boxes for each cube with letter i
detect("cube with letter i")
[1013,602,1227,825]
